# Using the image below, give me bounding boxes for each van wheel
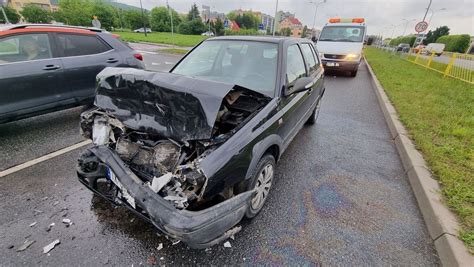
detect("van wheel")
[350,70,358,77]
[245,154,275,218]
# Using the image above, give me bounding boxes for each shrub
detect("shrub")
[436,34,470,53]
[389,35,416,46]
[223,29,263,36]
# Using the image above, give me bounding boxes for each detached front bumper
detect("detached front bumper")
[322,60,359,71]
[77,146,253,249]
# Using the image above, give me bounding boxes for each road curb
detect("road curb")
[364,57,474,266]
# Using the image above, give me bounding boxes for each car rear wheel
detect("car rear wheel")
[306,99,321,125]
[245,154,275,218]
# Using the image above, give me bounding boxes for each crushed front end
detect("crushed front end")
[77,68,270,248]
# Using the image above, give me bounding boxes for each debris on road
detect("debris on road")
[43,239,60,254]
[53,201,60,206]
[16,240,35,252]
[157,243,163,251]
[62,218,72,227]
[33,209,43,215]
[45,223,55,232]
[223,241,232,248]
[29,221,37,227]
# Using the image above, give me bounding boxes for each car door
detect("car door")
[0,32,66,119]
[278,43,310,147]
[300,42,324,111]
[55,32,123,101]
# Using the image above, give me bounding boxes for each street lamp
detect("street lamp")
[139,0,147,37]
[272,0,279,36]
[309,0,327,33]
[167,0,174,47]
[428,8,446,26]
[401,18,416,36]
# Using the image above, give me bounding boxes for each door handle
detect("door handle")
[106,58,118,63]
[42,65,60,71]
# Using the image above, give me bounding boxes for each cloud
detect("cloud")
[119,0,473,35]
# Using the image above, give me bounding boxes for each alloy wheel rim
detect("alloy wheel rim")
[251,163,273,210]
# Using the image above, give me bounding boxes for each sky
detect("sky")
[118,0,473,37]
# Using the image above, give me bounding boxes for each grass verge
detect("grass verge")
[113,31,206,47]
[365,47,474,252]
[157,48,189,55]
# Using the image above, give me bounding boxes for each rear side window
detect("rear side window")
[0,33,52,64]
[57,34,111,57]
[301,43,318,72]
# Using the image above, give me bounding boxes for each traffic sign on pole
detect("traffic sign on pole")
[415,21,428,33]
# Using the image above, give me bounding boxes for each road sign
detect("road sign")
[415,21,428,33]
[224,19,229,28]
[258,23,264,30]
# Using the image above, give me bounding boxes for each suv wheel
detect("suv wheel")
[245,154,275,218]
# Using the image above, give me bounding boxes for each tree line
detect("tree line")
[0,1,268,36]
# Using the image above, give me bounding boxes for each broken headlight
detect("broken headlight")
[92,116,111,146]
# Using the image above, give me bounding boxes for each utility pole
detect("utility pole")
[139,0,147,37]
[272,0,278,36]
[0,4,10,24]
[167,0,174,47]
[416,0,432,46]
[309,0,326,35]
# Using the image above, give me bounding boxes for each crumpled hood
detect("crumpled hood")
[316,41,363,55]
[94,67,235,142]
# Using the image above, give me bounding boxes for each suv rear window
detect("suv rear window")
[57,34,111,57]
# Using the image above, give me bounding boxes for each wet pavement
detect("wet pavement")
[0,53,439,265]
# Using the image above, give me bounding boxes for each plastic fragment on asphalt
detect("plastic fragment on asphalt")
[223,241,232,248]
[62,219,72,227]
[160,257,164,260]
[16,240,35,252]
[171,239,180,245]
[33,209,43,214]
[157,243,163,251]
[29,221,37,227]
[43,239,60,254]
[46,223,55,232]
[53,201,59,206]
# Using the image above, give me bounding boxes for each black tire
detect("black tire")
[350,70,358,77]
[306,99,321,125]
[245,154,275,218]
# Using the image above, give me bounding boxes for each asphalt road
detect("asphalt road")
[0,53,439,265]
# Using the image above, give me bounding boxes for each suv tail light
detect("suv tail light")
[133,53,143,61]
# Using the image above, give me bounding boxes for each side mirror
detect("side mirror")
[311,36,318,43]
[285,77,315,96]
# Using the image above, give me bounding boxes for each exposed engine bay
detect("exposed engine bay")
[80,86,269,211]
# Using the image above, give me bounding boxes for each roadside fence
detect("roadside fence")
[374,45,474,84]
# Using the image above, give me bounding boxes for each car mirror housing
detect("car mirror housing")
[285,77,314,96]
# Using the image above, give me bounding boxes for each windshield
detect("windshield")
[319,26,365,42]
[171,40,278,97]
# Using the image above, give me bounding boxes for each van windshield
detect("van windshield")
[319,26,365,42]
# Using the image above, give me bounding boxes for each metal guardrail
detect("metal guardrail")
[375,45,474,84]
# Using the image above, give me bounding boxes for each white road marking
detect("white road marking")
[136,50,158,55]
[0,140,92,178]
[151,62,161,65]
[164,62,174,65]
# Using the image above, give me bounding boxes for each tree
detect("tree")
[57,0,93,26]
[178,19,206,35]
[234,11,259,29]
[150,6,181,32]
[20,4,52,23]
[423,26,450,45]
[0,6,20,24]
[302,25,308,38]
[187,3,200,21]
[213,18,224,36]
[280,27,291,37]
[123,9,148,30]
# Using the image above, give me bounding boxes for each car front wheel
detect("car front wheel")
[245,154,275,218]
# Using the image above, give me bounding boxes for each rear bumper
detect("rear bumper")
[322,60,359,71]
[77,146,253,249]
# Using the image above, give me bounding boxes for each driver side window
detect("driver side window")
[286,45,306,84]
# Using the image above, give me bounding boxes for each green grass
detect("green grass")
[113,31,207,47]
[157,48,189,55]
[0,42,17,53]
[365,47,474,252]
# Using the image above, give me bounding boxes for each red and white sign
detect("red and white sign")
[415,21,428,33]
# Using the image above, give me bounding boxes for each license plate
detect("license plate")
[326,62,339,67]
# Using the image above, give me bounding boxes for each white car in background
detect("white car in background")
[134,27,152,33]
[201,31,214,36]
[424,43,445,56]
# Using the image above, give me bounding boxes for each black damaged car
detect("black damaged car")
[77,36,325,248]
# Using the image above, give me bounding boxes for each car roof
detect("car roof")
[205,35,312,45]
[0,24,104,34]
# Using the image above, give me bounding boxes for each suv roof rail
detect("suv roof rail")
[2,24,104,32]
